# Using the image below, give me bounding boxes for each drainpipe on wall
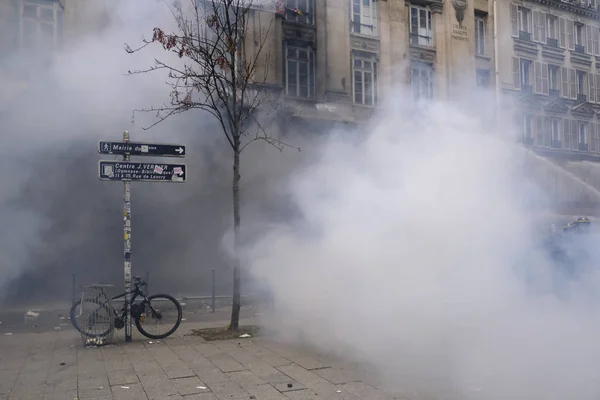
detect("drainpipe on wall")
[493,0,501,128]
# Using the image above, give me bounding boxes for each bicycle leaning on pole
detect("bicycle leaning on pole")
[70,276,182,340]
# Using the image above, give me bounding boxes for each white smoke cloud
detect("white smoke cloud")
[243,97,600,399]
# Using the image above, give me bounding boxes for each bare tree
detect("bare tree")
[125,0,296,331]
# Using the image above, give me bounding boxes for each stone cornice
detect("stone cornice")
[529,0,600,20]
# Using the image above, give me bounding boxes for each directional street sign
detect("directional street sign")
[98,161,187,182]
[98,141,186,157]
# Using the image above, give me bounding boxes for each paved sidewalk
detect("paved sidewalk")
[0,318,400,400]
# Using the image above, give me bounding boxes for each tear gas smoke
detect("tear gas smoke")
[243,99,600,399]
[0,0,307,305]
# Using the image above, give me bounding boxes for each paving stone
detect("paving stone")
[283,389,322,400]
[272,381,306,393]
[237,343,291,368]
[163,365,196,380]
[340,382,396,400]
[191,344,222,358]
[312,367,359,385]
[206,380,248,399]
[171,376,209,396]
[276,365,324,386]
[105,358,134,371]
[7,385,45,400]
[42,390,78,400]
[111,382,148,400]
[191,368,230,386]
[306,381,359,400]
[205,355,245,373]
[107,369,139,386]
[247,384,289,400]
[181,393,218,400]
[226,370,266,389]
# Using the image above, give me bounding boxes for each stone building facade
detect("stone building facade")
[2,0,600,212]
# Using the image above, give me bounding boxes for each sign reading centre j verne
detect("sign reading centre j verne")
[98,161,187,182]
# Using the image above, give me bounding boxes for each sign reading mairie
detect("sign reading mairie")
[98,141,186,157]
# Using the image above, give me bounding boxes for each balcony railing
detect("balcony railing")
[519,30,532,41]
[409,33,434,47]
[577,93,587,102]
[546,38,559,48]
[551,140,562,149]
[550,89,560,96]
[575,44,585,54]
[522,84,533,94]
[579,142,589,152]
[523,136,534,146]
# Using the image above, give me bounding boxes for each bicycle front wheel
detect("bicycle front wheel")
[135,294,182,340]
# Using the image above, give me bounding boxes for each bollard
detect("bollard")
[211,269,216,313]
[145,271,150,294]
[71,272,76,306]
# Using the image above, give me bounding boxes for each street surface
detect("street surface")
[0,316,401,400]
[0,300,255,335]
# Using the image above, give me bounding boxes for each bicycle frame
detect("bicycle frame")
[110,283,150,320]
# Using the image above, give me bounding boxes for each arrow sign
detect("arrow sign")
[98,141,186,157]
[98,161,187,182]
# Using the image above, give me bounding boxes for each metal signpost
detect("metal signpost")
[98,131,187,342]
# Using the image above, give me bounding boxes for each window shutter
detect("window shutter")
[589,73,596,103]
[511,4,518,37]
[513,57,521,90]
[536,116,544,146]
[561,67,569,98]
[563,119,570,149]
[559,17,566,48]
[543,117,551,147]
[533,11,540,42]
[571,120,578,149]
[567,19,575,50]
[587,24,593,54]
[591,123,598,152]
[541,63,549,95]
[534,62,541,93]
[594,27,600,56]
[540,13,547,44]
[570,68,577,99]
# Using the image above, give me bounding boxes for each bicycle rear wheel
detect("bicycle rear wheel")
[135,294,182,340]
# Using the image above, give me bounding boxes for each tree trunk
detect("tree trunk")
[229,143,242,331]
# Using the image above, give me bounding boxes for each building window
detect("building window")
[547,15,558,41]
[351,0,377,36]
[576,70,587,98]
[575,23,585,47]
[284,0,314,24]
[520,59,532,89]
[518,6,531,34]
[409,5,433,47]
[411,62,434,102]
[476,69,490,88]
[285,44,316,99]
[578,122,588,151]
[352,52,378,106]
[550,118,561,148]
[475,15,486,56]
[20,0,63,50]
[549,65,560,92]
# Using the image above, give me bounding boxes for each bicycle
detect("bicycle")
[70,276,182,340]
